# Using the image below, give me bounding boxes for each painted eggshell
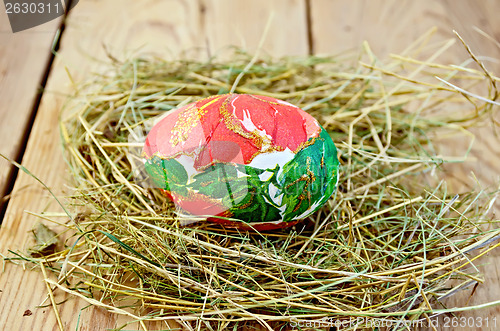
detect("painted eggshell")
[143,94,339,230]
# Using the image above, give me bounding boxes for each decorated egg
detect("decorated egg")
[142,94,339,230]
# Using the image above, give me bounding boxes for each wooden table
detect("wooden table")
[1,1,499,330]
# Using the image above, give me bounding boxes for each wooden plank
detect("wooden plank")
[310,0,500,72]
[203,0,309,57]
[310,1,500,329]
[0,0,309,330]
[0,9,62,214]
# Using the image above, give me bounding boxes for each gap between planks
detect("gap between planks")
[0,3,73,224]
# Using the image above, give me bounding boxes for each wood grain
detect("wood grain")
[0,0,309,330]
[311,1,500,330]
[0,10,61,214]
[310,0,500,67]
[203,0,309,57]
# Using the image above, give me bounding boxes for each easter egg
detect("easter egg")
[142,94,339,230]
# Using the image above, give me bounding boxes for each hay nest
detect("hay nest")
[11,31,500,330]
